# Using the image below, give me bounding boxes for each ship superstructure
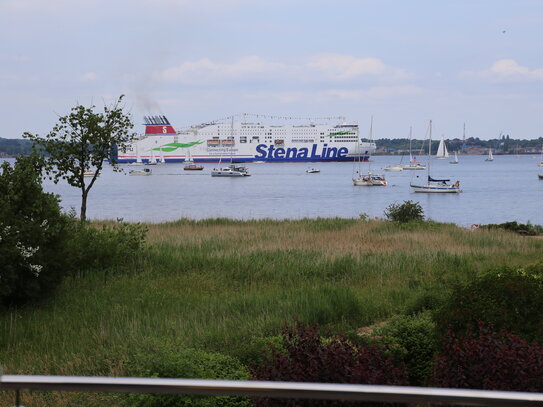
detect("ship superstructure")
[117,114,376,163]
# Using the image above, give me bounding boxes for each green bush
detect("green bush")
[0,155,71,307]
[384,200,424,223]
[479,221,543,236]
[373,312,438,385]
[434,262,543,342]
[125,341,250,407]
[66,220,147,275]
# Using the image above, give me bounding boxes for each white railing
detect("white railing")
[3,375,543,406]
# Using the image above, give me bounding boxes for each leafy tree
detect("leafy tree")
[24,95,136,222]
[0,154,70,306]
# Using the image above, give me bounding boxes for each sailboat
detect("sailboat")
[450,151,459,164]
[537,145,543,167]
[385,128,408,171]
[485,148,494,162]
[211,117,250,177]
[184,149,204,171]
[435,136,449,159]
[128,144,143,166]
[146,149,157,165]
[353,117,386,186]
[402,127,426,170]
[410,121,461,193]
[160,148,166,164]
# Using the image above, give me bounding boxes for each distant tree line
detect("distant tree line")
[0,137,34,156]
[375,136,543,154]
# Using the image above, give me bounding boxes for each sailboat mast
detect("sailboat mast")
[409,126,413,162]
[230,115,234,164]
[368,116,373,171]
[428,120,432,176]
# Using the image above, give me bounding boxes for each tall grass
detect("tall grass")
[1,218,542,405]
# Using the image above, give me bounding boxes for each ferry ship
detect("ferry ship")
[116,114,376,163]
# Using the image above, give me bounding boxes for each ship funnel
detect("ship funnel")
[143,115,177,136]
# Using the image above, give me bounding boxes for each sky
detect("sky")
[2,0,543,140]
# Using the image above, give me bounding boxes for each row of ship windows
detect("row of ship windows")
[199,130,355,135]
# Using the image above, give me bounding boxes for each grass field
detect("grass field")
[1,218,542,405]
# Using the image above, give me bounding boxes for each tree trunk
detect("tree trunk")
[80,189,87,223]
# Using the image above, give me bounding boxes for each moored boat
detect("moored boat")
[184,163,204,171]
[402,163,426,170]
[352,117,387,187]
[183,149,204,170]
[211,166,246,177]
[129,168,152,176]
[410,121,461,194]
[353,173,387,186]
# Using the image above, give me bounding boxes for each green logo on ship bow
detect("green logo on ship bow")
[152,141,203,152]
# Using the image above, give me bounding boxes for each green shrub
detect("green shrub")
[0,155,71,307]
[384,200,424,223]
[403,290,445,315]
[479,221,543,236]
[434,261,543,342]
[373,312,438,385]
[125,341,250,407]
[66,220,147,275]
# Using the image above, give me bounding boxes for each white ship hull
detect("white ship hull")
[115,115,376,163]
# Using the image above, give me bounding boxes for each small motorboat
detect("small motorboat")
[402,163,426,170]
[211,166,246,177]
[129,168,152,176]
[184,162,204,171]
[384,165,403,172]
[306,168,320,173]
[83,170,96,177]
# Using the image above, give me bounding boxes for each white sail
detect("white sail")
[450,151,459,164]
[136,144,142,164]
[485,148,494,161]
[436,136,449,159]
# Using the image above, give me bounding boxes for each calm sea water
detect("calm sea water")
[4,155,542,226]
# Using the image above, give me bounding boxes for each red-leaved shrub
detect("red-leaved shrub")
[432,322,543,391]
[251,324,409,406]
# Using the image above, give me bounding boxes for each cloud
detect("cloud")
[325,85,423,100]
[82,72,98,81]
[156,56,290,84]
[307,53,409,81]
[463,59,543,82]
[155,54,412,85]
